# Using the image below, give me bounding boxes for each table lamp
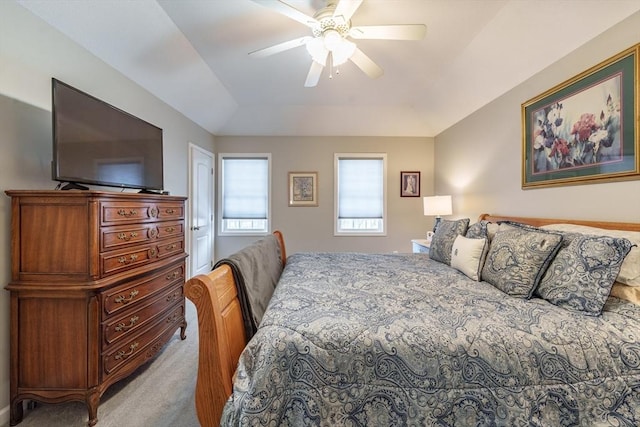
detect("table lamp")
[423,195,452,233]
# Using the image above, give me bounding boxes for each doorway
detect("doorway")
[188,143,214,278]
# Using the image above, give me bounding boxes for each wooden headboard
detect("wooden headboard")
[479,214,640,232]
[184,216,640,427]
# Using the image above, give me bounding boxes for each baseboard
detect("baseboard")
[0,403,10,426]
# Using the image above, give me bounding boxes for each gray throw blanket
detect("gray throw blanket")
[213,234,283,339]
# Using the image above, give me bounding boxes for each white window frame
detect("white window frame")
[334,153,387,236]
[218,153,271,236]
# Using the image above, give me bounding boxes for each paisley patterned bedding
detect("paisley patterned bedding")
[221,252,640,426]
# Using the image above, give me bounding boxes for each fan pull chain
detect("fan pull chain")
[328,52,334,79]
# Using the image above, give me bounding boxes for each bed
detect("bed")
[185,214,640,426]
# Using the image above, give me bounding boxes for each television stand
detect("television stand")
[60,182,89,191]
[5,190,187,427]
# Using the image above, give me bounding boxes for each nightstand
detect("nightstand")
[412,239,431,254]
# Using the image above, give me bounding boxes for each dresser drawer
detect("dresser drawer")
[156,238,185,259]
[101,221,184,251]
[156,221,184,239]
[101,237,184,276]
[100,201,161,224]
[155,203,184,221]
[103,283,184,347]
[102,263,185,316]
[101,305,184,377]
[100,201,184,225]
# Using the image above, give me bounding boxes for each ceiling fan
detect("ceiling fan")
[250,0,427,87]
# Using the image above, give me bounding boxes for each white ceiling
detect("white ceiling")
[16,0,640,137]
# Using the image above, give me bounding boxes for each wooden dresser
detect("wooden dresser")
[5,190,188,426]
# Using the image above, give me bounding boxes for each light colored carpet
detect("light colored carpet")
[9,301,200,427]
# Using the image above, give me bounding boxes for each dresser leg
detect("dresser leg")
[180,321,187,340]
[86,391,100,427]
[9,399,24,426]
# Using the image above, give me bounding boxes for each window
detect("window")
[219,154,271,235]
[334,153,387,235]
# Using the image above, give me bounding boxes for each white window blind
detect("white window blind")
[335,154,386,235]
[219,154,270,234]
[338,158,383,218]
[222,158,268,219]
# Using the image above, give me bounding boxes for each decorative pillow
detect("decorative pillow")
[541,224,640,287]
[429,218,470,265]
[481,223,563,298]
[498,220,541,231]
[486,222,500,241]
[610,282,640,306]
[536,232,634,315]
[465,221,488,239]
[450,235,489,281]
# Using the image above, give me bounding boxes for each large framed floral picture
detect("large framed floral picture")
[522,43,639,189]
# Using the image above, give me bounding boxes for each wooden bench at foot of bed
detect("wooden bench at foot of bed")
[184,231,286,427]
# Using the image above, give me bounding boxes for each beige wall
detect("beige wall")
[0,2,215,422]
[435,11,640,223]
[215,136,434,258]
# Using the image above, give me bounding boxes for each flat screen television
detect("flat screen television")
[52,78,164,192]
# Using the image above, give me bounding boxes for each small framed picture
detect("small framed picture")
[288,172,318,207]
[400,171,420,197]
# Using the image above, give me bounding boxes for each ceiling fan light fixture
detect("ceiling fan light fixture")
[306,32,355,67]
[305,37,328,65]
[251,0,425,86]
[323,29,343,51]
[331,38,356,65]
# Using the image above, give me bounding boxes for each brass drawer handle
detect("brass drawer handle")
[166,243,178,251]
[117,254,139,265]
[114,342,139,360]
[117,209,137,217]
[166,312,179,324]
[166,291,181,302]
[117,231,138,242]
[165,271,180,281]
[115,316,139,332]
[114,290,139,304]
[165,226,176,233]
[165,208,175,215]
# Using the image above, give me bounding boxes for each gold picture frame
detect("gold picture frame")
[522,43,639,189]
[288,172,318,207]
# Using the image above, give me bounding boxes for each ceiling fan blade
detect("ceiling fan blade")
[249,36,310,58]
[350,24,427,40]
[254,0,318,28]
[305,61,325,87]
[349,48,383,79]
[332,0,363,22]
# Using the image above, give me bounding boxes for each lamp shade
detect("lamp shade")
[423,195,452,216]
